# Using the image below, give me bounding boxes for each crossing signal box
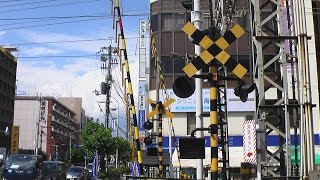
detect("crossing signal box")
[179,138,205,159]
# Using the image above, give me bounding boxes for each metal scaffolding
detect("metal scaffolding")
[250,0,294,178]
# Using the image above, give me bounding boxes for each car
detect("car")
[43,161,67,180]
[66,166,89,180]
[2,154,44,180]
[85,163,92,174]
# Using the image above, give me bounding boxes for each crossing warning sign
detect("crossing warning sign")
[242,120,256,163]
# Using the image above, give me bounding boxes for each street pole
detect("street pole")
[111,96,120,137]
[55,145,58,161]
[209,65,218,179]
[39,128,43,152]
[193,0,204,179]
[69,135,72,164]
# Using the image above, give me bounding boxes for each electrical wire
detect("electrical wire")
[4,36,148,46]
[0,13,149,31]
[0,0,104,14]
[0,17,107,31]
[0,0,66,8]
[17,53,146,59]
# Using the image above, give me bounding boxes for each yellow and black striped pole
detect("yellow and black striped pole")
[115,0,143,175]
[158,102,164,177]
[210,65,219,179]
[147,99,174,178]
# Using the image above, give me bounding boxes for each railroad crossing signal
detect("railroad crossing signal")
[146,98,175,119]
[182,22,247,79]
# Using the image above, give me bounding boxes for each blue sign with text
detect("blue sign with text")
[138,110,145,131]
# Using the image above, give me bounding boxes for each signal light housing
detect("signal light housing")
[144,136,152,146]
[173,76,195,98]
[144,120,153,130]
[234,81,256,102]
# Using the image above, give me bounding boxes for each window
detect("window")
[238,55,251,72]
[150,57,156,77]
[151,15,158,32]
[233,14,249,29]
[174,57,185,73]
[202,16,211,30]
[162,13,173,31]
[161,56,173,73]
[174,13,185,30]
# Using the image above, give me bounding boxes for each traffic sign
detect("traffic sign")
[147,98,175,119]
[182,22,247,79]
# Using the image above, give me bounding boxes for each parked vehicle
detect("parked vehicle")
[66,166,89,180]
[2,154,44,180]
[85,163,92,175]
[43,161,67,180]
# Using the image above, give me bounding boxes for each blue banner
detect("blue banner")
[138,110,145,131]
[131,162,140,177]
[91,153,98,179]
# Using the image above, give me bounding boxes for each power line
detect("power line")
[0,0,65,8]
[4,36,148,46]
[0,12,149,21]
[0,17,106,31]
[0,13,149,27]
[0,13,149,31]
[0,0,103,14]
[17,54,148,59]
[0,0,28,2]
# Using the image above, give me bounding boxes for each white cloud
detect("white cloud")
[23,46,63,56]
[0,31,5,36]
[15,26,142,128]
[17,29,139,59]
[16,55,141,122]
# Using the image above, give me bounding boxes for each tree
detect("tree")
[81,120,114,172]
[112,137,131,166]
[67,147,86,165]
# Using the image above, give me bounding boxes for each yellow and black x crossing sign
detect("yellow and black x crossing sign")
[147,98,175,119]
[182,22,247,79]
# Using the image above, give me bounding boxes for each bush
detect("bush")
[105,166,130,179]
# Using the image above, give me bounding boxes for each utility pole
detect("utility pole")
[99,45,118,129]
[39,128,44,152]
[36,96,46,157]
[193,0,204,179]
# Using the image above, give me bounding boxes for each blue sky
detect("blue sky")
[0,0,150,133]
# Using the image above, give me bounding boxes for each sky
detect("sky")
[0,0,150,134]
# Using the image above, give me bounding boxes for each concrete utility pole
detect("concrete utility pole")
[193,0,204,179]
[99,45,118,128]
[36,96,46,157]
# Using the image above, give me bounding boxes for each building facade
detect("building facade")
[58,97,85,145]
[14,96,77,160]
[0,46,17,153]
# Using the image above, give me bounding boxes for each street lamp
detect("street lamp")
[69,130,81,164]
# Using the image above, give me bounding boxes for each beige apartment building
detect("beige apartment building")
[14,96,77,160]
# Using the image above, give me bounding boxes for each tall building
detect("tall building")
[0,46,17,152]
[58,97,85,144]
[14,96,77,160]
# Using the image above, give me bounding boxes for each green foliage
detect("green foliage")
[81,119,114,157]
[112,137,131,164]
[67,147,86,165]
[81,118,132,172]
[105,166,130,179]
